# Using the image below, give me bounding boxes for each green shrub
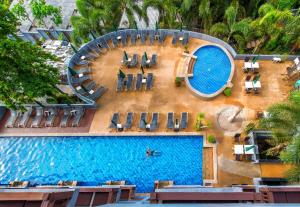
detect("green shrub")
[244,122,256,134]
[175,77,182,87]
[207,135,216,143]
[224,87,232,97]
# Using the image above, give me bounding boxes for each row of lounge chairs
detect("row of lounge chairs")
[141,53,157,68]
[172,32,189,46]
[5,107,85,128]
[109,112,188,132]
[123,53,157,68]
[70,67,108,100]
[117,73,153,92]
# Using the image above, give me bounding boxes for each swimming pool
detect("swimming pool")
[0,135,203,192]
[187,44,234,98]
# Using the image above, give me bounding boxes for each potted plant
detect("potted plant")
[195,113,212,131]
[184,45,189,53]
[224,87,232,97]
[175,77,182,87]
[207,135,216,144]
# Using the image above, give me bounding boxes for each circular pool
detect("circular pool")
[186,44,234,98]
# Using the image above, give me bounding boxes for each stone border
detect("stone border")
[185,43,235,98]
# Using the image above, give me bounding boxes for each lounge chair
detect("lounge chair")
[120,31,127,46]
[182,32,189,45]
[129,54,138,68]
[45,107,57,127]
[5,109,19,128]
[76,60,90,66]
[139,112,148,129]
[81,53,97,60]
[75,85,87,95]
[88,86,107,100]
[167,112,174,130]
[58,180,78,186]
[72,107,85,127]
[71,75,91,84]
[60,108,71,127]
[135,73,143,91]
[180,112,188,129]
[117,74,124,92]
[149,30,155,45]
[111,33,119,47]
[130,30,137,45]
[150,112,159,131]
[31,107,43,128]
[83,81,96,91]
[149,54,157,67]
[18,107,32,127]
[141,31,147,44]
[172,32,179,45]
[126,74,134,91]
[76,68,92,75]
[9,181,29,188]
[109,113,120,129]
[158,30,166,44]
[146,73,153,90]
[124,112,134,129]
[99,38,110,49]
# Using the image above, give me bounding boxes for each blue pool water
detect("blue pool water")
[0,136,203,192]
[188,45,232,95]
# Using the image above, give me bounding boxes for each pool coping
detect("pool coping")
[185,43,235,99]
[0,132,218,186]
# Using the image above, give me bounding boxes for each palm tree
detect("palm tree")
[198,0,212,32]
[143,0,179,28]
[71,0,145,45]
[210,3,251,51]
[259,90,300,157]
[280,136,300,183]
[71,0,107,44]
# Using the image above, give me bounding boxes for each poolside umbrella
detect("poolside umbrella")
[140,66,145,75]
[155,21,159,31]
[144,52,148,60]
[119,69,126,79]
[252,55,260,64]
[70,43,78,53]
[295,80,300,89]
[134,21,138,30]
[180,22,183,31]
[244,56,250,62]
[68,67,77,76]
[253,74,260,84]
[124,51,128,60]
[143,118,147,125]
[90,31,96,40]
[245,145,255,152]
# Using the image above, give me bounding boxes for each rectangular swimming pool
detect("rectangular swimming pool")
[0,135,203,192]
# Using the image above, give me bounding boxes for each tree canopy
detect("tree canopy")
[0,4,63,110]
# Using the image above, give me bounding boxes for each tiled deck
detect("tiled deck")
[0,36,293,188]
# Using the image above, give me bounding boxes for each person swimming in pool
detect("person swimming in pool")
[146,147,153,157]
[146,147,161,157]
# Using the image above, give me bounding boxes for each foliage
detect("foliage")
[30,0,62,27]
[207,135,216,143]
[244,122,256,134]
[175,77,182,87]
[280,136,300,183]
[223,87,232,96]
[195,112,211,131]
[258,91,300,182]
[11,0,32,23]
[0,5,65,110]
[71,0,145,45]
[0,3,17,38]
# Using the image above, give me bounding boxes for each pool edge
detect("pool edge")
[185,43,235,99]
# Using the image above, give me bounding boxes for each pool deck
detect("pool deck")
[0,36,294,188]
